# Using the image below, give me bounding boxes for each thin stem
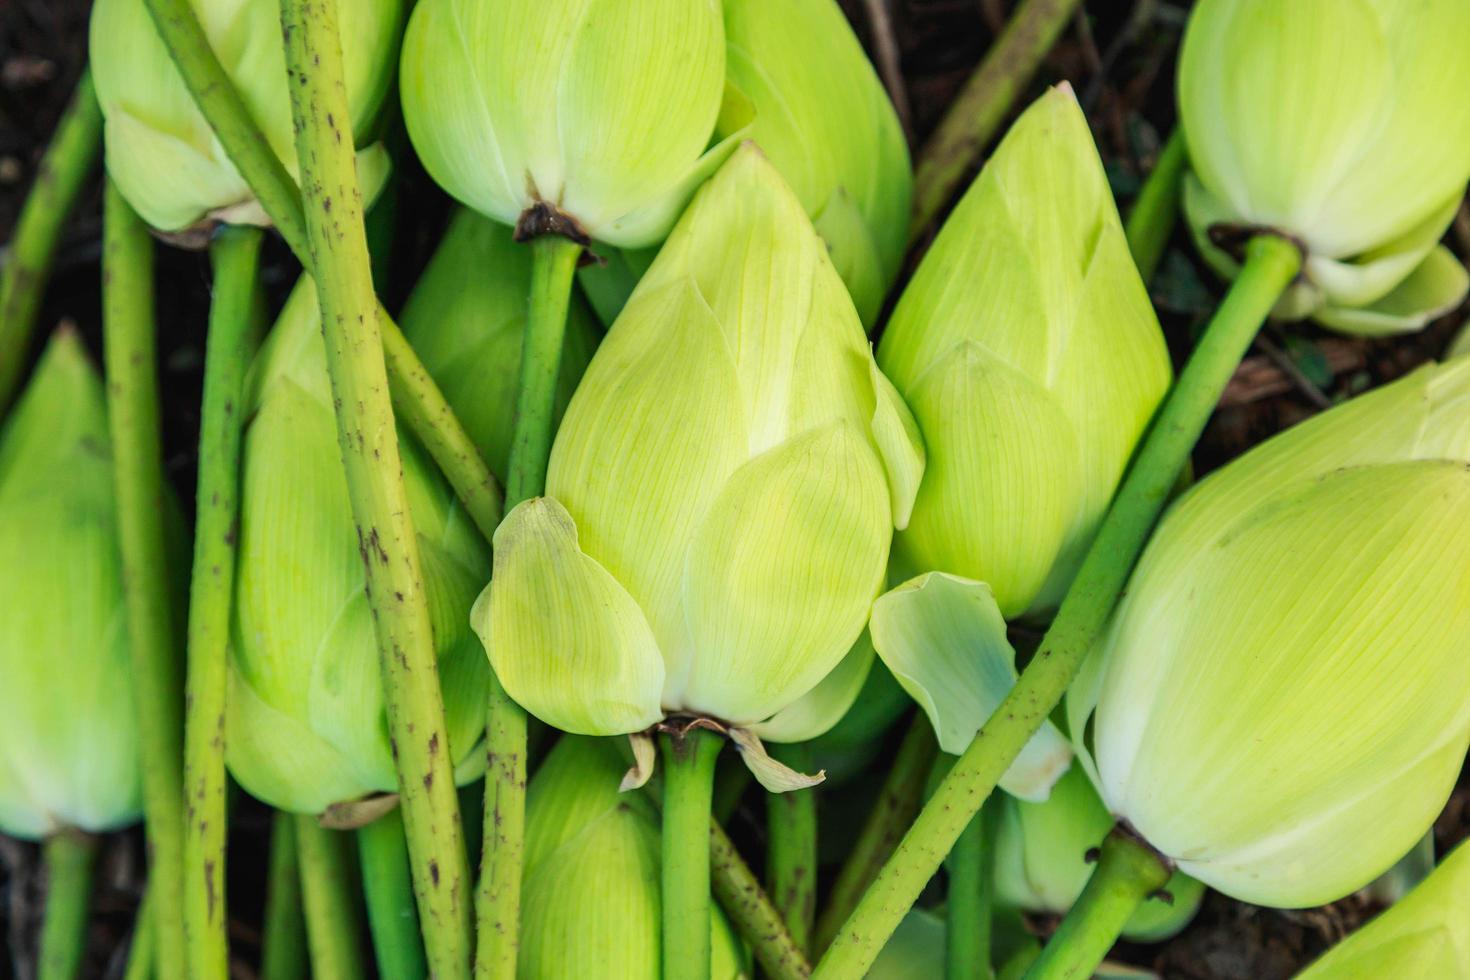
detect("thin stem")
[295,817,367,980]
[182,223,263,979]
[909,0,1082,243]
[1124,129,1187,284]
[946,800,995,980]
[359,809,429,980]
[123,887,155,980]
[661,730,724,980]
[0,69,102,415]
[278,3,472,976]
[261,813,307,980]
[1022,829,1171,980]
[812,234,1303,979]
[38,831,96,980]
[812,714,937,955]
[102,181,186,980]
[710,822,812,980]
[766,743,817,956]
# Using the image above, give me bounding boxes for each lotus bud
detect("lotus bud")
[226,278,491,815]
[0,332,170,837]
[867,87,1169,798]
[994,766,1203,942]
[522,736,746,978]
[400,0,739,248]
[475,144,925,790]
[1297,840,1470,978]
[1179,0,1470,335]
[1068,357,1470,908]
[89,0,401,235]
[399,208,600,479]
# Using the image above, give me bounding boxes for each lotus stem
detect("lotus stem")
[661,729,724,980]
[295,817,367,980]
[811,233,1303,978]
[945,798,995,980]
[766,744,817,956]
[261,813,307,980]
[909,0,1082,243]
[123,887,155,980]
[1022,828,1171,980]
[278,1,473,975]
[359,809,429,980]
[1125,128,1188,283]
[0,69,102,416]
[812,714,937,956]
[102,180,186,980]
[38,831,96,980]
[181,223,263,979]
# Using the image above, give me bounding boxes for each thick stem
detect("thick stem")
[661,730,724,980]
[766,743,817,956]
[359,809,429,980]
[0,69,102,416]
[261,813,307,980]
[102,181,186,980]
[141,0,503,542]
[909,0,1081,243]
[812,714,937,955]
[38,832,96,980]
[278,3,472,976]
[1124,128,1188,284]
[123,887,155,980]
[946,800,995,980]
[812,235,1303,979]
[295,817,367,980]
[1022,829,1171,980]
[182,223,263,979]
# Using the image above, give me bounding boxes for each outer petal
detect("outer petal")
[679,422,889,724]
[866,360,925,531]
[811,186,887,327]
[748,632,875,744]
[476,497,665,736]
[1315,245,1470,337]
[869,573,1072,801]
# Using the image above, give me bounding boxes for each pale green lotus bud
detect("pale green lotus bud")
[0,332,150,837]
[523,736,746,979]
[399,208,600,480]
[475,144,924,789]
[90,0,401,235]
[400,0,739,248]
[994,766,1203,942]
[1179,0,1470,335]
[226,278,491,815]
[1297,840,1470,978]
[1069,357,1470,908]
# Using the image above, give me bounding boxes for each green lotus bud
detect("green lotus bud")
[0,332,151,837]
[399,208,600,479]
[994,766,1203,942]
[475,144,924,789]
[523,736,746,979]
[1179,0,1470,335]
[226,278,491,814]
[90,0,401,234]
[1070,357,1470,908]
[400,0,738,248]
[1297,840,1470,978]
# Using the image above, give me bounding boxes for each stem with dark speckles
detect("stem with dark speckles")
[766,743,817,956]
[709,820,812,980]
[278,1,472,975]
[38,831,96,980]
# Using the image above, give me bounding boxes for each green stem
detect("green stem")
[812,714,937,956]
[946,800,995,980]
[812,234,1303,979]
[261,813,307,980]
[102,181,186,980]
[909,0,1082,243]
[766,743,817,956]
[278,3,472,977]
[0,70,102,416]
[710,822,812,980]
[661,730,724,980]
[1124,129,1188,284]
[1022,829,1171,980]
[181,223,263,979]
[359,809,429,980]
[141,0,503,542]
[38,832,96,980]
[295,817,367,980]
[123,887,155,980]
